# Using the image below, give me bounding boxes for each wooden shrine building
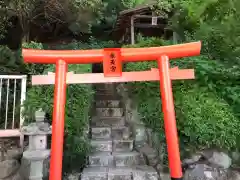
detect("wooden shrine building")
[111,5,177,44]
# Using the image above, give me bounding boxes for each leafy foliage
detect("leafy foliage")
[0,0,107,40]
[22,39,117,172]
[163,0,240,64]
[0,0,239,170]
[0,45,21,73]
[0,0,159,40]
[191,57,240,118]
[0,41,46,74]
[124,37,240,152]
[160,0,240,118]
[121,0,146,8]
[22,41,49,74]
[49,37,117,50]
[174,82,239,150]
[0,0,37,40]
[23,63,93,172]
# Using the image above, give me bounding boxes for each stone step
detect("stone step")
[81,167,108,180]
[91,127,111,139]
[95,94,121,101]
[91,117,125,127]
[136,144,158,166]
[95,100,122,108]
[90,138,134,152]
[88,151,140,167]
[94,89,117,94]
[94,83,120,90]
[95,90,119,95]
[89,152,113,167]
[95,107,124,117]
[108,167,132,180]
[95,88,117,92]
[160,172,171,180]
[91,139,112,152]
[91,126,130,140]
[94,83,118,89]
[81,166,158,180]
[113,139,134,152]
[113,151,140,167]
[132,165,159,180]
[112,126,131,139]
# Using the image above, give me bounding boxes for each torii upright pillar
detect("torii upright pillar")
[22,41,201,180]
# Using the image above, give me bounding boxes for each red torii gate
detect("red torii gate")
[22,41,201,180]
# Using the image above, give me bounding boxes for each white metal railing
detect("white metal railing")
[0,75,27,147]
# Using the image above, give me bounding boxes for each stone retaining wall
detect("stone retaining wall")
[116,83,169,179]
[116,83,240,180]
[0,148,22,180]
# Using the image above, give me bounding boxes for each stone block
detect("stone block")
[21,122,51,136]
[159,172,171,180]
[29,135,47,150]
[91,127,111,139]
[183,164,230,180]
[113,151,140,167]
[89,152,113,167]
[95,94,121,101]
[146,128,153,147]
[108,167,132,180]
[91,117,125,127]
[231,151,240,163]
[95,100,121,108]
[5,148,22,160]
[151,132,161,153]
[83,125,90,140]
[95,88,115,93]
[132,165,159,180]
[35,110,45,122]
[138,153,148,165]
[4,170,23,180]
[113,139,133,152]
[207,151,232,169]
[0,160,20,179]
[134,124,147,146]
[20,150,50,180]
[96,108,124,117]
[91,140,112,152]
[65,172,81,180]
[81,167,108,180]
[137,144,159,166]
[94,83,118,91]
[112,126,131,140]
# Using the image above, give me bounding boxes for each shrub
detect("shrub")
[174,82,239,150]
[124,37,240,153]
[22,39,117,172]
[23,64,93,171]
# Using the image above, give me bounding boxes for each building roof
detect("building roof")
[111,5,153,40]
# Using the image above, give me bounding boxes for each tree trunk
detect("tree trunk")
[22,30,30,43]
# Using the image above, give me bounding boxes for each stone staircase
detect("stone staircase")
[81,83,159,180]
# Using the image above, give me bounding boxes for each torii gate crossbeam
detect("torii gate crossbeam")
[22,41,201,180]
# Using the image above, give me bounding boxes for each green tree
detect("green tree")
[161,0,240,64]
[0,0,37,41]
[121,0,146,8]
[0,0,106,41]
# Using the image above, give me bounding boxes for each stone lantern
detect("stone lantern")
[20,109,52,180]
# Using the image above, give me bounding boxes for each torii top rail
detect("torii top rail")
[23,42,200,63]
[22,41,201,180]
